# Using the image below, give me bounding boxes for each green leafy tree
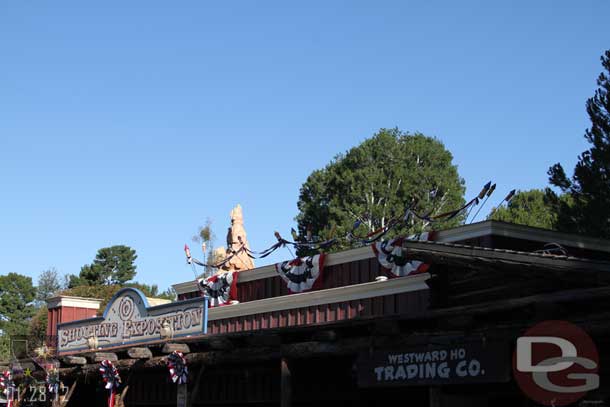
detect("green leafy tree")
[27,307,48,355]
[192,218,217,277]
[296,128,465,252]
[548,50,610,238]
[60,283,176,315]
[0,273,36,360]
[35,267,63,306]
[487,189,570,230]
[69,245,138,287]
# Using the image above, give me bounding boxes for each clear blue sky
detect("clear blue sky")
[1,1,608,292]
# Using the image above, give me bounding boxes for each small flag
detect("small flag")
[505,189,516,202]
[478,181,492,199]
[291,228,299,241]
[486,183,496,197]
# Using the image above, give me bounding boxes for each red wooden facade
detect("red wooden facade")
[207,289,429,335]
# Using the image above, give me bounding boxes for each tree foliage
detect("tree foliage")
[548,50,610,238]
[0,273,36,360]
[69,245,138,287]
[192,218,218,276]
[296,129,465,252]
[35,267,63,305]
[487,189,570,230]
[61,282,175,314]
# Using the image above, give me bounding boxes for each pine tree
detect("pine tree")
[548,50,610,238]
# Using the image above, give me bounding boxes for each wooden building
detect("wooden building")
[39,221,610,406]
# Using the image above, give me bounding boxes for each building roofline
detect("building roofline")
[436,220,610,253]
[173,222,610,295]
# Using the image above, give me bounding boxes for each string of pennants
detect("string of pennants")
[186,182,518,303]
[186,182,502,271]
[194,234,431,304]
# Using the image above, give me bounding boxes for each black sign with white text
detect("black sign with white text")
[357,341,510,387]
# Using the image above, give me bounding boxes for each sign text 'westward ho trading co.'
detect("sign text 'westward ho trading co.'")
[357,341,510,387]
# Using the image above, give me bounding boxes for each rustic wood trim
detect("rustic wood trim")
[403,241,610,272]
[208,273,430,320]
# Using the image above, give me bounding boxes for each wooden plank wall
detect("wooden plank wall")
[208,290,429,334]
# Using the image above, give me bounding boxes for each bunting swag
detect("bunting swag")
[275,254,326,294]
[46,368,60,398]
[99,360,121,407]
[167,351,188,384]
[0,370,15,407]
[372,232,436,278]
[199,272,238,307]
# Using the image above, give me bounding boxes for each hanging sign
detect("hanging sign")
[56,288,208,355]
[357,340,510,387]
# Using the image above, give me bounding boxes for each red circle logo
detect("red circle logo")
[512,320,599,406]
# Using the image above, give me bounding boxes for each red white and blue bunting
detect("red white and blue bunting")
[199,272,238,307]
[46,368,60,397]
[372,232,436,278]
[275,254,326,293]
[99,359,121,407]
[0,370,15,407]
[166,351,188,384]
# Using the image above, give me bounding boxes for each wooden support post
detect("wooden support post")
[281,358,291,407]
[177,383,188,407]
[429,386,442,407]
[188,366,205,407]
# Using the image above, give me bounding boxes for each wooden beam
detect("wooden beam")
[127,347,153,359]
[162,343,190,354]
[61,356,87,366]
[89,352,118,363]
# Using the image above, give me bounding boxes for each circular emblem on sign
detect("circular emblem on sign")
[512,320,599,406]
[118,297,134,321]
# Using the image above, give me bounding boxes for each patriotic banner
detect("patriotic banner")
[46,368,60,397]
[0,370,15,407]
[199,272,238,307]
[99,360,121,407]
[167,351,188,384]
[372,232,436,278]
[275,254,326,294]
